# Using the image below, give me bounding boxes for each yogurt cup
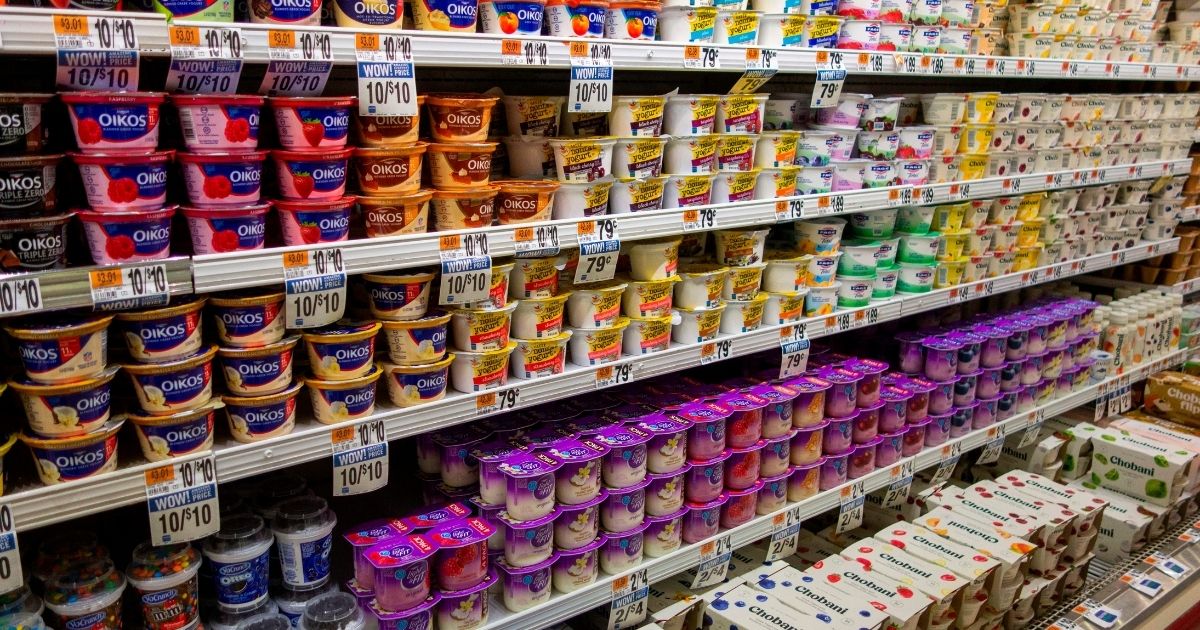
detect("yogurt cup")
[795,216,846,254]
[62,92,165,153]
[659,6,720,41]
[609,95,667,136]
[126,542,203,630]
[303,322,381,380]
[19,416,122,486]
[304,365,382,425]
[271,495,337,589]
[44,560,126,630]
[495,555,555,612]
[271,149,351,201]
[511,332,571,379]
[78,207,174,265]
[269,97,353,151]
[380,312,450,365]
[203,514,274,609]
[72,150,173,211]
[814,92,870,129]
[425,95,498,142]
[382,355,453,408]
[724,262,766,300]
[450,343,516,393]
[662,173,715,208]
[567,319,629,366]
[366,535,435,612]
[122,345,217,416]
[663,134,719,173]
[627,238,681,281]
[221,381,301,443]
[673,304,725,343]
[9,367,118,438]
[716,94,769,133]
[449,302,518,352]
[432,573,492,629]
[114,299,205,365]
[552,178,612,218]
[128,402,218,462]
[209,292,285,349]
[182,204,270,254]
[663,94,719,136]
[427,142,497,191]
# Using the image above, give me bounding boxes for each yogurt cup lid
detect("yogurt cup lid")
[566,414,617,435]
[636,416,693,435]
[717,392,770,411]
[494,552,558,576]
[844,358,889,375]
[369,593,441,622]
[922,335,963,351]
[723,479,765,498]
[343,518,410,548]
[427,517,494,548]
[750,383,799,403]
[555,535,607,557]
[272,495,335,534]
[365,534,437,569]
[605,403,659,423]
[402,502,471,529]
[594,424,652,448]
[689,448,733,466]
[298,591,364,630]
[648,462,692,479]
[880,385,913,402]
[602,519,650,539]
[893,375,936,393]
[645,507,689,524]
[606,477,651,496]
[498,506,561,529]
[498,451,563,478]
[674,402,733,423]
[817,366,863,384]
[520,426,566,450]
[126,541,200,589]
[547,437,609,461]
[472,438,528,463]
[786,376,832,393]
[44,559,126,612]
[729,440,766,454]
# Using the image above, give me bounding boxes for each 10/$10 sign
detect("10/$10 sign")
[356,33,418,117]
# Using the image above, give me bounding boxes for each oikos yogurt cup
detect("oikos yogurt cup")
[128,402,218,462]
[276,197,355,245]
[354,95,425,147]
[116,298,206,364]
[20,417,122,485]
[72,151,173,211]
[303,322,381,380]
[272,149,352,201]
[122,345,217,416]
[352,144,427,195]
[9,367,118,438]
[78,207,175,265]
[269,97,353,151]
[364,272,436,321]
[62,92,165,153]
[217,336,299,396]
[333,0,404,26]
[183,204,270,254]
[172,94,263,151]
[359,191,432,237]
[209,291,285,348]
[304,365,382,425]
[248,0,321,23]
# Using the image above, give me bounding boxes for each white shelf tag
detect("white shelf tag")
[282,248,346,328]
[54,15,139,91]
[260,30,332,96]
[438,234,492,306]
[166,26,243,94]
[608,569,648,630]
[690,535,732,589]
[89,264,170,312]
[355,34,418,117]
[145,456,220,546]
[332,419,388,496]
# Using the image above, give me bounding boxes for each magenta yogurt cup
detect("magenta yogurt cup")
[498,507,559,568]
[922,336,961,381]
[370,592,439,630]
[469,497,505,552]
[594,424,651,489]
[845,358,889,407]
[178,151,266,206]
[343,518,410,591]
[875,429,904,468]
[761,433,793,477]
[820,451,850,490]
[974,396,999,429]
[183,204,270,254]
[599,521,648,574]
[950,403,974,438]
[427,517,495,592]
[499,451,562,522]
[78,207,175,264]
[646,464,689,516]
[434,571,493,628]
[365,534,437,612]
[686,450,730,503]
[545,437,607,506]
[954,370,980,406]
[818,367,862,417]
[552,536,603,593]
[433,430,488,488]
[472,439,528,506]
[823,412,855,455]
[752,384,799,438]
[1021,353,1045,386]
[757,471,790,514]
[1017,385,1036,412]
[787,376,832,427]
[402,502,472,531]
[902,418,928,456]
[887,374,934,421]
[678,402,732,460]
[878,386,910,432]
[601,477,649,533]
[721,481,763,528]
[928,378,955,414]
[1000,361,1021,392]
[853,401,883,444]
[683,495,727,543]
[926,411,951,446]
[1025,316,1050,355]
[972,324,1008,368]
[718,392,770,449]
[62,92,164,153]
[998,320,1030,361]
[948,331,983,374]
[636,416,692,474]
[725,441,764,490]
[896,331,926,374]
[172,94,264,151]
[645,508,686,557]
[553,490,604,551]
[977,365,1002,399]
[848,438,880,478]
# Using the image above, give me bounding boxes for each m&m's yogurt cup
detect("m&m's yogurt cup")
[78,207,176,265]
[275,197,355,245]
[72,151,173,211]
[172,94,263,151]
[44,560,127,630]
[270,97,354,151]
[126,542,202,630]
[62,92,165,153]
[183,204,271,254]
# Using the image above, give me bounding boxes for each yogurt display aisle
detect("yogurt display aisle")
[0,0,1199,626]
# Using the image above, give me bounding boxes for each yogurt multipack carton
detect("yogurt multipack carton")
[1086,426,1195,506]
[837,538,967,623]
[922,488,1043,543]
[966,481,1080,547]
[912,506,1037,583]
[745,564,888,630]
[1066,480,1156,562]
[998,429,1067,478]
[706,584,829,630]
[997,470,1109,534]
[871,522,1000,592]
[1110,416,1200,475]
[804,556,934,630]
[1044,418,1099,480]
[1100,422,1200,493]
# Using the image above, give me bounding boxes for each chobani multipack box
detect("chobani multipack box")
[967,481,1080,547]
[1110,416,1200,490]
[745,564,889,630]
[804,556,935,630]
[1065,480,1157,562]
[1086,426,1194,506]
[706,584,834,630]
[912,506,1037,581]
[922,487,1044,543]
[996,470,1109,534]
[838,538,968,613]
[1144,371,1200,428]
[872,522,1001,592]
[1045,418,1100,480]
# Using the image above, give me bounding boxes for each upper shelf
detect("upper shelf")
[2,7,1198,81]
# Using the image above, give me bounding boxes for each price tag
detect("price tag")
[596,363,634,388]
[608,569,648,630]
[89,264,170,311]
[882,461,914,508]
[355,34,418,117]
[1047,618,1079,630]
[0,506,22,593]
[950,183,972,201]
[513,224,561,258]
[690,535,732,589]
[928,442,960,486]
[729,48,778,94]
[1016,411,1044,449]
[774,199,803,221]
[145,456,220,546]
[810,68,847,109]
[568,42,613,113]
[683,45,721,69]
[166,26,243,94]
[282,248,346,328]
[331,419,388,496]
[1122,570,1164,598]
[812,193,846,215]
[477,388,521,415]
[915,186,936,205]
[438,234,492,306]
[888,187,912,207]
[765,506,802,562]
[260,30,333,96]
[893,52,923,73]
[779,327,810,379]
[1147,552,1190,579]
[54,15,139,91]
[0,276,43,316]
[825,306,879,333]
[575,219,619,283]
[816,50,846,70]
[684,208,716,231]
[976,426,1005,465]
[701,339,732,365]
[836,480,866,534]
[500,39,549,66]
[1070,600,1118,629]
[857,51,884,72]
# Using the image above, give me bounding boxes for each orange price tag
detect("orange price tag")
[501,39,522,56]
[817,196,831,209]
[439,234,463,251]
[745,47,760,62]
[954,58,965,71]
[888,189,900,203]
[824,316,836,328]
[577,220,597,236]
[331,426,355,444]
[815,50,829,64]
[568,41,589,57]
[684,45,700,61]
[920,55,932,69]
[281,251,309,268]
[684,209,700,223]
[986,58,996,71]
[145,465,174,486]
[514,227,534,242]
[89,269,123,290]
[169,26,200,47]
[355,33,380,50]
[268,30,296,48]
[53,14,89,36]
[477,392,497,410]
[857,52,869,65]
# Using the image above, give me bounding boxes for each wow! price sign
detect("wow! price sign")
[54,14,139,91]
[166,26,244,94]
[355,34,418,117]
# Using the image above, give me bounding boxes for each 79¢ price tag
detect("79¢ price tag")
[596,364,634,388]
[608,569,649,630]
[283,248,346,328]
[568,42,613,113]
[810,68,847,108]
[477,388,521,415]
[166,26,244,94]
[575,219,619,283]
[779,331,810,379]
[355,34,418,117]
[0,506,22,593]
[145,456,220,546]
[729,48,778,94]
[690,535,732,589]
[765,507,802,562]
[54,15,139,91]
[332,419,388,496]
[439,234,492,306]
[261,30,332,96]
[89,264,170,312]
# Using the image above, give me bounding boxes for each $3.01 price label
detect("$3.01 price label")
[145,456,220,546]
[54,15,139,92]
[568,42,613,113]
[261,30,332,96]
[283,248,346,328]
[89,264,170,312]
[355,33,418,117]
[332,419,388,496]
[166,26,243,94]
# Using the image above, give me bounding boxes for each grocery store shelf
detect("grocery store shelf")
[0,257,194,316]
[0,236,1177,532]
[485,347,1190,630]
[190,159,1190,293]
[1,7,1198,81]
[1181,206,1200,224]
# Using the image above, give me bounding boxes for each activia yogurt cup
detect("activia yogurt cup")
[122,345,217,416]
[9,367,118,438]
[128,401,218,462]
[172,94,263,152]
[72,150,173,211]
[78,207,175,265]
[62,92,165,153]
[304,364,382,424]
[183,204,270,254]
[20,417,123,486]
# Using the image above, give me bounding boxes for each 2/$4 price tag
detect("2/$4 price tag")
[881,461,914,508]
[145,456,220,546]
[779,325,810,379]
[975,426,1006,465]
[282,248,346,328]
[765,506,803,562]
[0,506,22,593]
[438,234,492,306]
[835,480,866,534]
[1016,410,1045,449]
[608,569,649,630]
[568,42,614,114]
[54,14,139,91]
[261,30,333,97]
[575,219,619,284]
[355,34,418,117]
[928,442,961,486]
[331,419,388,496]
[690,535,732,589]
[89,264,170,312]
[166,26,243,94]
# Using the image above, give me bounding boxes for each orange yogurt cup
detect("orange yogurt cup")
[427,142,498,190]
[359,190,433,237]
[426,94,500,142]
[431,186,501,230]
[353,143,428,195]
[496,180,560,224]
[354,96,426,147]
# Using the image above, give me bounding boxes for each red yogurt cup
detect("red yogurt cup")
[268,96,356,151]
[275,197,356,245]
[71,150,174,211]
[272,149,352,201]
[78,206,176,265]
[61,92,164,153]
[172,94,264,151]
[178,151,267,206]
[183,203,272,254]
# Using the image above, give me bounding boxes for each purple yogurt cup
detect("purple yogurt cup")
[469,497,505,552]
[599,521,648,574]
[922,336,961,382]
[997,391,1017,421]
[435,571,494,628]
[594,425,651,489]
[601,477,649,533]
[495,554,556,612]
[719,392,770,449]
[1034,377,1055,403]
[725,441,764,490]
[427,517,494,592]
[685,450,731,503]
[520,426,566,451]
[757,471,790,515]
[929,378,955,414]
[948,331,982,375]
[887,375,933,421]
[854,401,883,444]
[789,459,822,501]
[1025,315,1050,355]
[1022,353,1045,385]
[416,434,441,475]
[646,464,689,516]
[902,418,928,456]
[1043,348,1064,379]
[1055,370,1073,396]
[972,324,1008,369]
[371,592,439,630]
[848,438,880,479]
[1000,360,1021,392]
[998,320,1030,361]
[637,415,693,474]
[896,331,926,374]
[787,376,832,427]
[845,358,889,407]
[545,437,608,506]
[344,518,410,590]
[820,451,850,490]
[604,403,658,424]
[678,402,732,460]
[402,502,472,531]
[498,508,559,568]
[499,451,562,522]
[1017,384,1036,411]
[791,419,828,465]
[721,481,763,529]
[876,429,904,468]
[950,403,975,438]
[818,367,862,417]
[926,411,951,446]
[1045,311,1068,350]
[551,536,603,593]
[553,490,604,550]
[954,370,980,406]
[761,433,793,477]
[823,412,855,455]
[974,396,999,429]
[473,439,529,506]
[977,365,1002,399]
[878,386,910,433]
[366,534,437,612]
[645,508,686,558]
[753,384,799,438]
[683,494,728,543]
[433,429,489,488]
[566,414,616,436]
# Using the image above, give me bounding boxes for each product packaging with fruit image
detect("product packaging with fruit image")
[1086,428,1195,507]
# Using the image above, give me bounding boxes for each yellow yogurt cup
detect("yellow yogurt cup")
[567,319,630,366]
[304,364,382,425]
[380,312,451,366]
[450,342,517,393]
[512,331,572,379]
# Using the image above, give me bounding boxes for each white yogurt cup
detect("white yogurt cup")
[662,173,716,208]
[672,304,726,343]
[663,94,720,135]
[609,95,667,137]
[504,135,555,178]
[812,92,871,129]
[552,178,614,219]
[271,496,337,588]
[612,137,667,178]
[716,94,770,133]
[566,281,628,328]
[664,135,719,173]
[658,6,720,41]
[622,315,675,355]
[675,264,730,309]
[763,290,808,324]
[610,176,667,213]
[720,293,767,333]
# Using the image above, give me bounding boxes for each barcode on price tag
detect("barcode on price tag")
[765,506,802,562]
[690,535,732,589]
[55,15,139,91]
[145,455,220,546]
[332,419,388,496]
[0,506,22,593]
[608,569,648,630]
[166,26,243,94]
[89,264,170,311]
[260,30,332,96]
[438,234,492,305]
[835,481,866,534]
[355,34,418,117]
[514,225,560,258]
[683,45,720,69]
[282,249,346,328]
[0,276,42,316]
[500,39,549,66]
[575,219,619,283]
[568,42,613,113]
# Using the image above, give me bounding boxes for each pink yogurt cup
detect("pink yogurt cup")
[178,151,267,206]
[172,94,264,151]
[62,91,164,153]
[679,402,731,460]
[269,96,355,151]
[685,451,730,503]
[718,392,768,449]
[902,418,928,456]
[760,433,793,477]
[845,358,888,407]
[823,413,855,455]
[683,495,727,544]
[848,438,880,478]
[837,0,881,19]
[182,204,271,254]
[926,411,951,446]
[928,378,955,414]
[820,451,850,490]
[71,150,173,211]
[853,401,882,443]
[838,19,882,49]
[878,386,910,433]
[875,429,904,467]
[720,481,763,528]
[78,206,175,265]
[272,148,353,201]
[275,197,355,245]
[725,441,764,490]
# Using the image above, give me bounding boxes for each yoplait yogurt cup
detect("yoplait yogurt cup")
[72,150,173,211]
[62,92,165,153]
[209,291,286,348]
[128,400,219,462]
[9,366,119,438]
[183,204,270,254]
[276,197,356,245]
[217,336,299,397]
[20,416,123,485]
[269,97,354,151]
[78,207,175,265]
[172,94,263,151]
[122,345,217,416]
[178,151,266,206]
